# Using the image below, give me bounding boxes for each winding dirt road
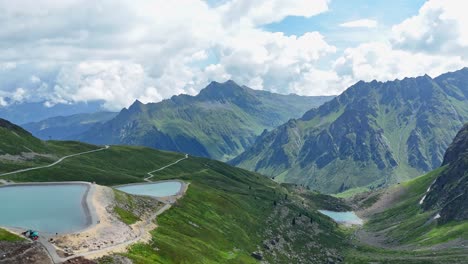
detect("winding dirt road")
[0,145,110,177]
[144,154,189,181]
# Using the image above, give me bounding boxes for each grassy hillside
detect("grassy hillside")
[2,119,465,263]
[0,228,24,242]
[3,144,350,263]
[353,124,468,248]
[3,145,184,185]
[5,144,465,263]
[341,166,468,263]
[344,123,468,263]
[0,118,100,173]
[363,168,467,246]
[122,157,351,263]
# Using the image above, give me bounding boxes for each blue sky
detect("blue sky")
[0,0,466,110]
[265,0,427,48]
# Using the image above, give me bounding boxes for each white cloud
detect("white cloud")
[0,62,16,71]
[330,0,468,90]
[0,0,336,109]
[0,0,467,110]
[0,97,7,107]
[30,75,41,84]
[333,42,466,84]
[52,61,164,110]
[391,0,468,57]
[12,88,27,102]
[288,68,345,96]
[218,0,329,26]
[340,19,378,28]
[219,31,336,94]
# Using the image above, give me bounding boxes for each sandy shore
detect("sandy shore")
[1,180,188,262]
[53,185,141,255]
[54,180,188,260]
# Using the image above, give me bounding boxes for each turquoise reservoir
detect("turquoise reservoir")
[0,184,90,234]
[116,181,182,197]
[318,210,363,225]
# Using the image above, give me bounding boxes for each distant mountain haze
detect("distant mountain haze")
[23,112,118,140]
[0,100,105,125]
[231,68,468,193]
[75,80,333,161]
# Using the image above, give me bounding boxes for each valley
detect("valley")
[1,1,467,263]
[0,116,466,263]
[232,69,468,193]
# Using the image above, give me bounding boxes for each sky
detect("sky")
[0,0,467,110]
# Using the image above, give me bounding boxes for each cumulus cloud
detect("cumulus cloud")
[391,0,468,57]
[217,0,329,26]
[334,42,466,83]
[51,61,164,110]
[219,31,336,94]
[0,0,467,110]
[331,0,468,89]
[340,19,378,28]
[0,0,337,109]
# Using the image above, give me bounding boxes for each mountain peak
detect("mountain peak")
[206,79,240,88]
[198,80,247,101]
[127,99,145,112]
[442,123,468,166]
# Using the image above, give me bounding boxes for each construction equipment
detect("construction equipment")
[22,230,39,241]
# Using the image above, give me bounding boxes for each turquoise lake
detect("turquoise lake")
[318,210,363,225]
[116,181,182,197]
[0,184,89,234]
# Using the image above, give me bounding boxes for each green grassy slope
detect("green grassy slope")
[3,145,184,185]
[0,119,349,262]
[344,168,468,263]
[122,157,349,263]
[364,168,466,245]
[359,123,468,247]
[0,118,100,173]
[0,228,24,242]
[3,145,350,263]
[3,119,465,263]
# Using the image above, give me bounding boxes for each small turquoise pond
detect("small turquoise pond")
[116,181,182,197]
[0,184,90,234]
[318,210,363,225]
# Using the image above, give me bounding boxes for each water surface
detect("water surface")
[116,181,182,197]
[318,210,363,225]
[0,184,89,233]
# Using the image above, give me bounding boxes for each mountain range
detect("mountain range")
[231,68,468,193]
[75,80,333,161]
[0,100,105,124]
[23,111,117,140]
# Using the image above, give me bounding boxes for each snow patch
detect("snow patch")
[434,213,441,220]
[419,195,427,205]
